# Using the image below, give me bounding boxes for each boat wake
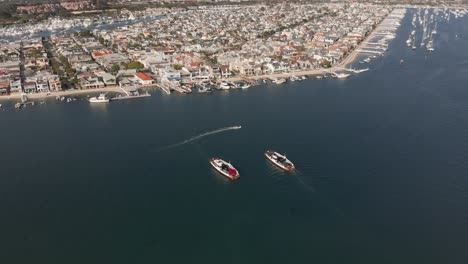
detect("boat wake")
[155,126,242,152]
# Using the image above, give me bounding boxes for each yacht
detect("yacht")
[210,158,240,180]
[265,150,295,172]
[89,93,109,103]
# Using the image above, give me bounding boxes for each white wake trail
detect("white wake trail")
[155,126,242,152]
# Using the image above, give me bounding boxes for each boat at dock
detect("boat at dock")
[89,93,109,103]
[210,158,240,180]
[264,150,295,172]
[334,73,351,79]
[197,85,212,93]
[111,91,151,101]
[289,75,300,82]
[219,81,231,90]
[272,78,286,84]
[238,82,251,89]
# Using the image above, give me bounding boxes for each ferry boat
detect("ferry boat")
[210,158,240,180]
[264,150,295,172]
[89,93,109,103]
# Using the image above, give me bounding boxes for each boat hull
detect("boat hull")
[89,99,109,103]
[210,158,240,180]
[264,151,295,172]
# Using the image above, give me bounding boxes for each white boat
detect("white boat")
[239,83,251,89]
[335,73,351,79]
[272,78,286,84]
[219,81,230,90]
[89,93,109,103]
[265,150,295,172]
[210,158,240,180]
[289,75,300,82]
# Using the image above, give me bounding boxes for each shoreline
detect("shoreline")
[0,87,124,101]
[227,17,386,82]
[0,11,390,102]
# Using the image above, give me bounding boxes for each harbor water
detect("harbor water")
[1,9,468,263]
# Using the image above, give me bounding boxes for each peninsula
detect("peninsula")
[0,2,422,100]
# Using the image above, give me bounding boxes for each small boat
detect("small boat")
[89,93,109,103]
[301,76,307,80]
[197,85,210,93]
[265,150,295,172]
[210,158,240,180]
[272,78,286,84]
[289,75,299,82]
[334,73,351,79]
[238,82,251,89]
[219,81,230,90]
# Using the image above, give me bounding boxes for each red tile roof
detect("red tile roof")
[135,72,153,81]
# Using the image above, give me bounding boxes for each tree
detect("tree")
[208,56,218,64]
[320,60,332,68]
[110,64,120,73]
[173,64,182,70]
[126,61,144,70]
[65,66,75,76]
[79,29,92,37]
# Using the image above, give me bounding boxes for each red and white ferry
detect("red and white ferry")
[210,158,240,180]
[264,150,295,172]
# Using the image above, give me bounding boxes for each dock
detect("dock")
[111,92,151,101]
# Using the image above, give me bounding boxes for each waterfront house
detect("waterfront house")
[135,72,154,85]
[35,76,50,93]
[79,77,105,89]
[48,75,62,91]
[0,80,9,95]
[23,82,37,93]
[9,79,22,93]
[99,73,117,86]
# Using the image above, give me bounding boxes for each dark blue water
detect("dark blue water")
[1,9,468,264]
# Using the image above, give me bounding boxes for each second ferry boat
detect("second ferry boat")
[210,158,240,180]
[264,150,295,172]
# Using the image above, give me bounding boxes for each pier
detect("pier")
[355,49,384,54]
